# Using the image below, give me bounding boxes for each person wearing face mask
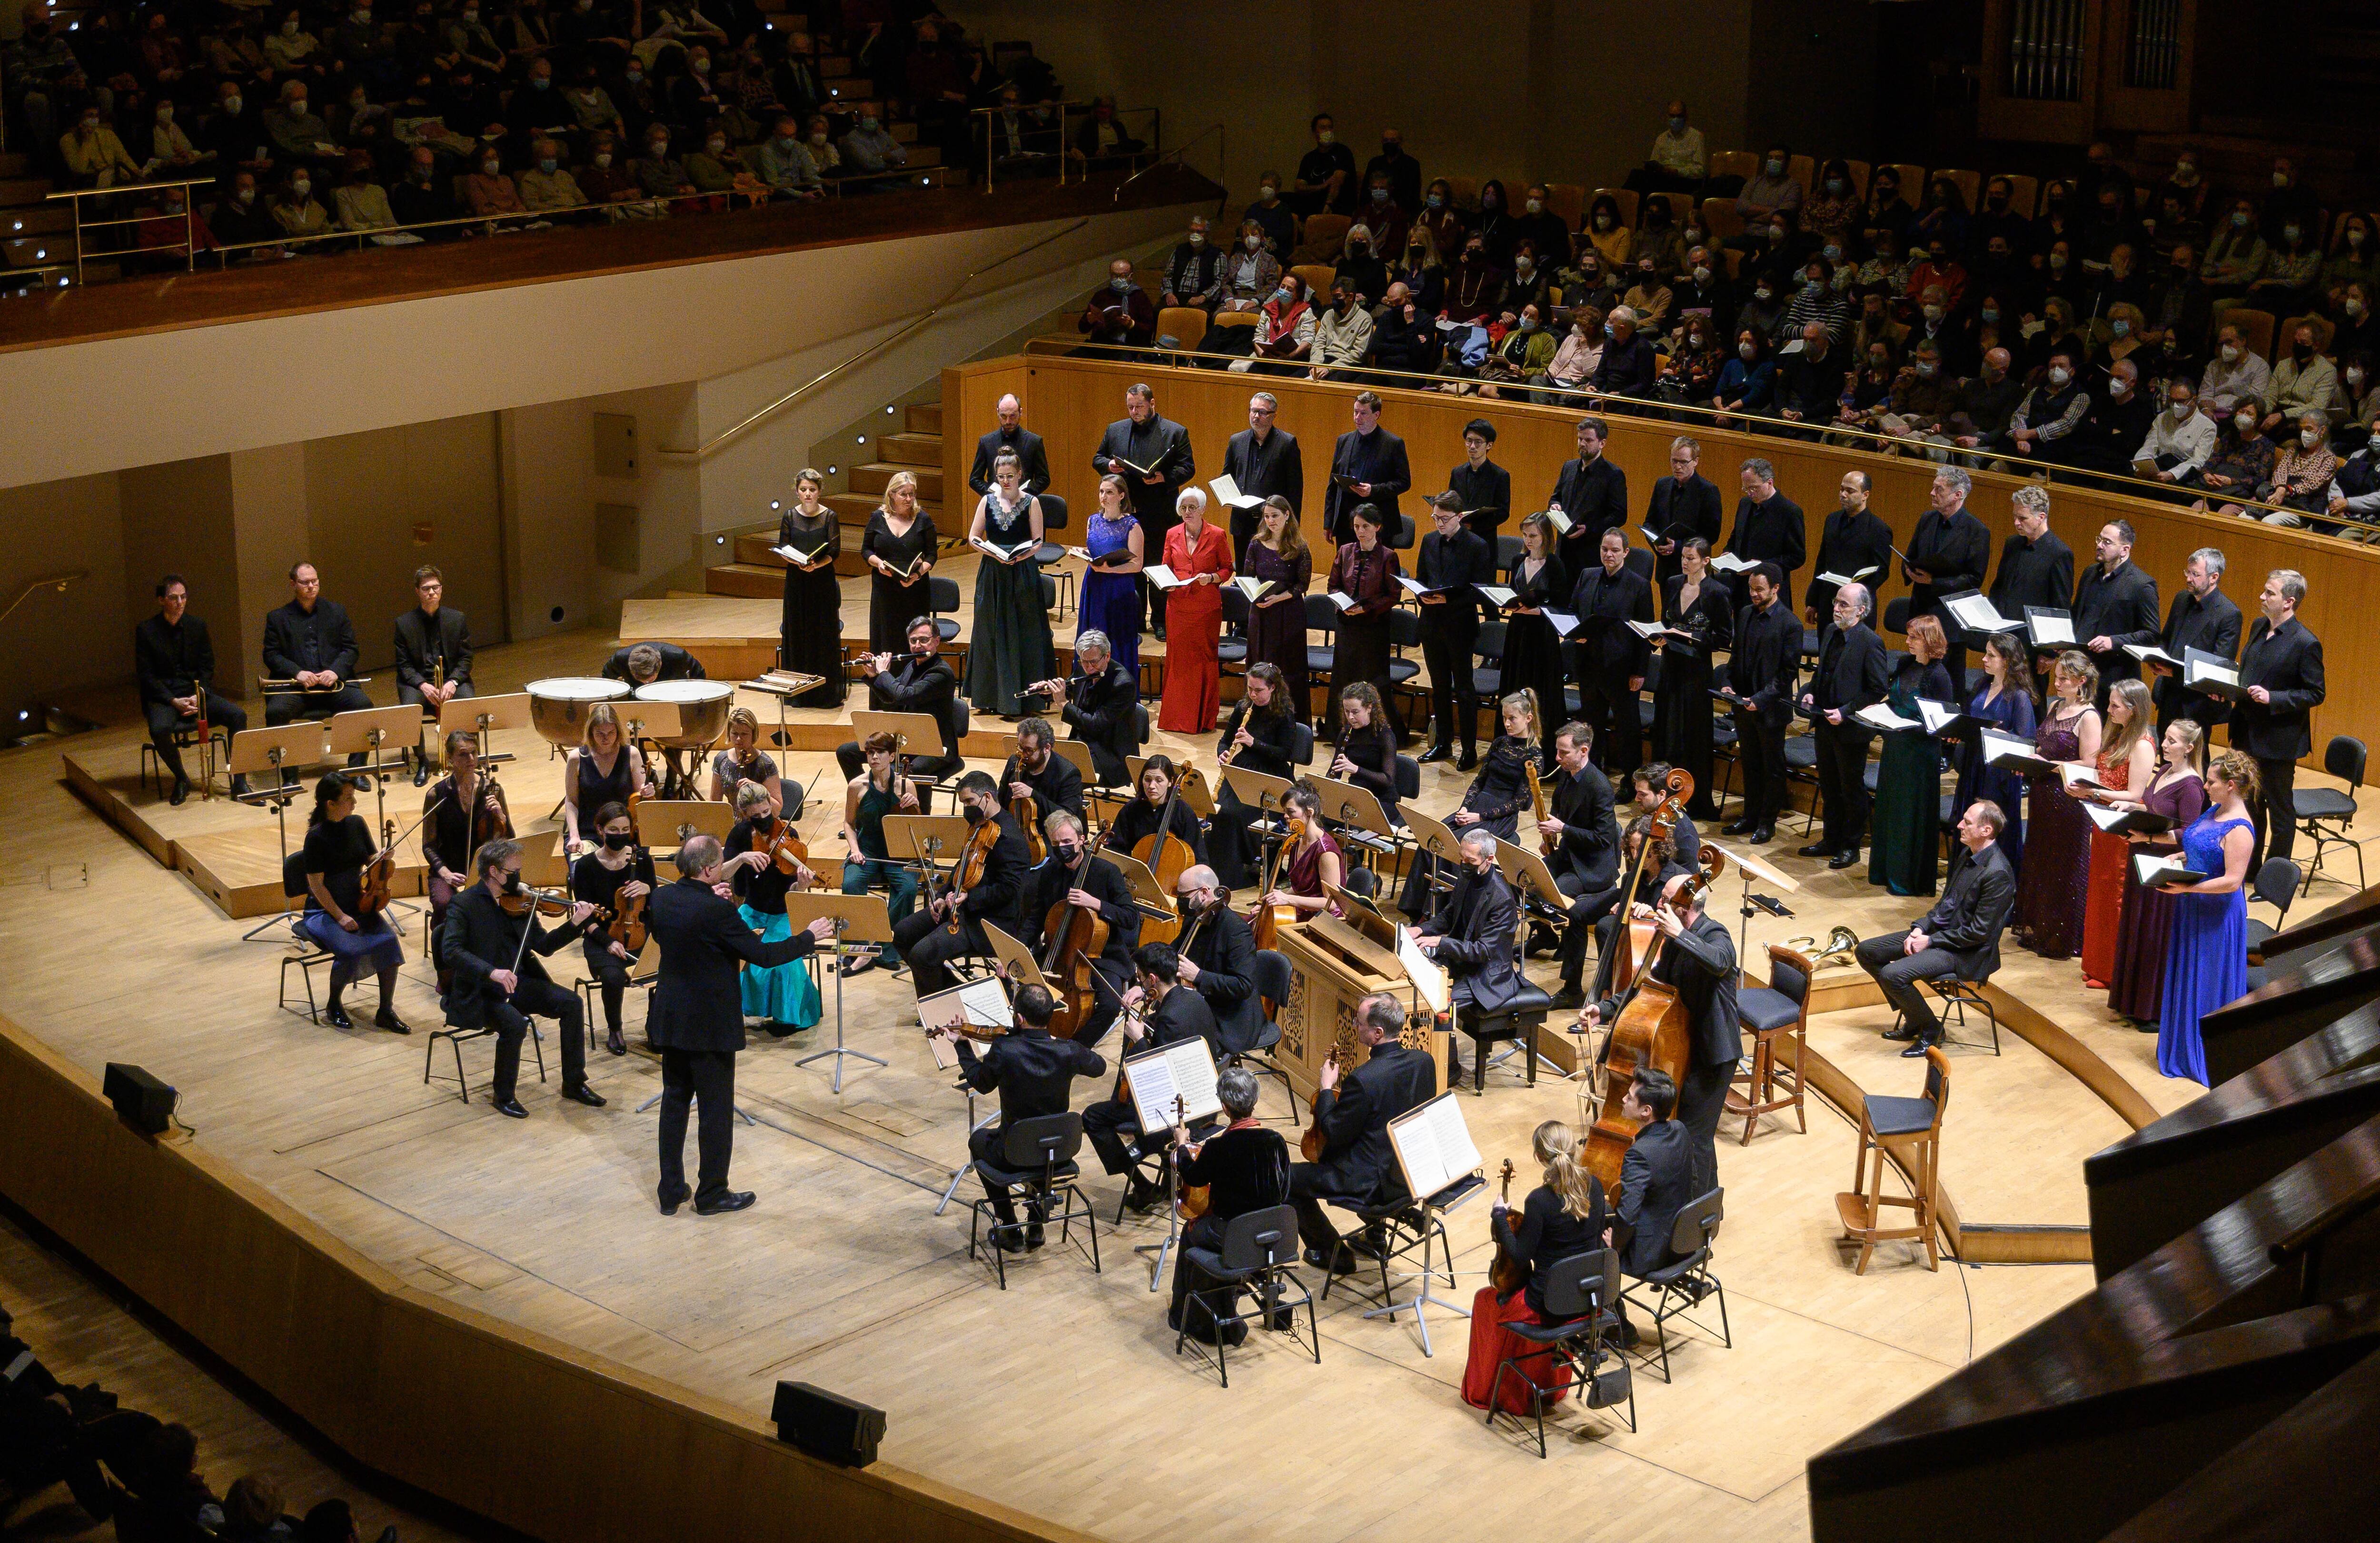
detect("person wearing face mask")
[2135,380,2219,492]
[1828,336,1904,445]
[271,164,332,236]
[444,1,504,77]
[1233,273,1316,375]
[381,143,455,229]
[893,772,1034,998]
[1017,808,1140,1045]
[2338,353,2380,451]
[2196,324,2271,418]
[571,801,658,1056]
[2000,347,2092,466]
[441,837,605,1117]
[513,135,587,216]
[1712,328,1776,426]
[1863,171,1916,250]
[1356,176,1410,262]
[1333,222,1388,311]
[59,103,143,188]
[1732,271,1785,345]
[1733,143,1804,234]
[1627,99,1706,193]
[1877,337,1957,447]
[753,110,824,197]
[1291,111,1357,216]
[1241,170,1295,256]
[327,148,417,241]
[2197,201,2268,313]
[1584,191,1633,269]
[2253,411,2341,525]
[1622,256,1674,334]
[1212,218,1284,316]
[1408,177,1466,265]
[840,109,907,178]
[1363,127,1420,212]
[1656,313,1726,411]
[1507,182,1569,268]
[2072,356,2156,477]
[1443,234,1506,325]
[209,169,278,252]
[1776,258,1852,349]
[1774,318,1847,438]
[630,125,694,204]
[1967,174,2031,259]
[2262,322,2343,436]
[2322,219,2380,314]
[1670,243,1735,340]
[1309,279,1375,383]
[683,124,754,198]
[1905,238,1971,315]
[462,141,529,215]
[2190,394,2279,516]
[263,80,332,167]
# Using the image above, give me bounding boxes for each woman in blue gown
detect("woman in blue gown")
[2156,750,2260,1086]
[1078,472,1145,674]
[1950,632,2037,878]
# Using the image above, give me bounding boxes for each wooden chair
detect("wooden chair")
[1886,163,1928,203]
[1729,944,1811,1144]
[1707,149,1760,184]
[1290,263,1338,305]
[2281,312,2335,355]
[1638,190,1691,228]
[1592,187,1639,229]
[2227,308,2277,362]
[1293,212,1349,265]
[1841,159,1872,202]
[1210,310,1259,335]
[1932,168,1982,210]
[1155,306,1209,358]
[1786,153,1815,199]
[1544,181,1586,229]
[1997,171,2039,218]
[1445,175,1478,211]
[1699,195,1743,242]
[1836,1046,1950,1273]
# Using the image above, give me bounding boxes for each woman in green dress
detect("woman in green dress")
[1869,613,1960,897]
[965,447,1054,718]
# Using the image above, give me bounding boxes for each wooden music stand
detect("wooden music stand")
[852,710,945,762]
[634,799,734,851]
[439,690,531,740]
[1403,808,1466,865]
[327,704,426,826]
[227,722,331,940]
[784,890,898,1092]
[1006,734,1096,783]
[610,699,684,746]
[1494,837,1566,914]
[1126,756,1215,816]
[1308,772,1396,839]
[881,813,975,869]
[1220,764,1296,813]
[1107,850,1177,920]
[514,827,567,889]
[981,921,1050,994]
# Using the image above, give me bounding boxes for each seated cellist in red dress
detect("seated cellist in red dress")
[1461,1119,1609,1414]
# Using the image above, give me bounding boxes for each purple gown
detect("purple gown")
[1079,509,1142,673]
[2015,708,2091,959]
[2108,771,2208,1022]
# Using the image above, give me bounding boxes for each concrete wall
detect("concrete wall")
[0,475,127,721]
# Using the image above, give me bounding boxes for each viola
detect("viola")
[469,773,513,853]
[941,811,1002,936]
[761,814,830,889]
[357,815,398,916]
[607,851,652,953]
[1173,1094,1212,1223]
[496,884,575,918]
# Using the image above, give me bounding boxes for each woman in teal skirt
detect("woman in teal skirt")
[965,447,1054,717]
[1868,613,1959,897]
[722,783,823,1035]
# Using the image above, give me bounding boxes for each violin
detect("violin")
[358,815,398,917]
[1040,823,1115,1041]
[1131,767,1198,946]
[1489,1158,1528,1295]
[940,811,1002,937]
[762,813,820,882]
[496,883,575,918]
[1246,813,1306,954]
[469,770,513,854]
[1010,762,1046,867]
[603,846,652,953]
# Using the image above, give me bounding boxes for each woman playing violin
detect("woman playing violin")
[572,800,656,1057]
[708,705,786,813]
[721,782,824,1037]
[299,772,407,1033]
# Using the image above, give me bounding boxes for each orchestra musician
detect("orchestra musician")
[1415,492,1495,768]
[1019,810,1140,1047]
[1539,722,1619,1010]
[1171,865,1266,1056]
[1800,582,1888,869]
[1166,1066,1293,1344]
[1288,991,1438,1271]
[1855,801,2017,1057]
[835,615,964,785]
[837,730,921,978]
[720,783,824,1038]
[421,731,501,985]
[1026,630,1140,789]
[2150,547,2241,738]
[1589,819,1691,968]
[262,563,371,764]
[1206,663,1299,890]
[1329,682,1402,829]
[935,982,1106,1252]
[570,801,655,1058]
[1260,786,1345,920]
[438,837,605,1118]
[708,707,787,813]
[603,640,707,685]
[134,574,249,805]
[893,771,1031,997]
[1002,716,1086,822]
[299,772,406,1033]
[1461,1119,1610,1412]
[1717,563,1800,845]
[393,565,473,787]
[1109,755,1209,868]
[1415,826,1523,1086]
[1623,761,1701,865]
[646,834,834,1215]
[1082,943,1224,1212]
[1611,1066,1693,1344]
[1577,870,1738,1196]
[561,703,655,858]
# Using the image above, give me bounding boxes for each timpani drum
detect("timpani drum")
[526,676,629,746]
[634,679,735,747]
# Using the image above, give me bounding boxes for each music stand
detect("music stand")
[228,722,329,940]
[633,800,735,854]
[979,921,1050,993]
[1125,756,1215,817]
[852,710,946,764]
[328,705,426,824]
[514,827,566,889]
[1220,764,1296,813]
[1491,839,1571,1080]
[785,891,895,1092]
[881,812,974,867]
[1003,733,1097,784]
[439,691,530,765]
[1706,838,1801,961]
[1106,850,1178,923]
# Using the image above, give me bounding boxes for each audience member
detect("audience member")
[1160,217,1225,311]
[1081,257,1156,351]
[1291,111,1356,217]
[1626,99,1705,193]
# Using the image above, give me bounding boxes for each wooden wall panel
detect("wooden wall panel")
[0,1018,1089,1543]
[965,353,2378,778]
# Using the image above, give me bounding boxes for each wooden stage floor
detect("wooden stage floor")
[15,566,2371,1542]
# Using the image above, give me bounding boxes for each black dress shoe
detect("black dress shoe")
[1748,825,1775,844]
[374,1009,411,1035]
[169,776,190,806]
[694,1189,756,1215]
[1152,623,1167,642]
[1828,850,1862,870]
[993,1226,1028,1254]
[657,1185,691,1216]
[1880,1022,1918,1042]
[321,1005,354,1029]
[1900,1036,1941,1058]
[229,774,250,799]
[1123,1180,1163,1215]
[1551,986,1585,1011]
[561,1082,606,1108]
[411,756,430,788]
[606,1027,627,1056]
[1722,819,1756,836]
[492,1096,529,1119]
[1796,842,1832,859]
[1303,1246,1358,1276]
[1455,749,1478,772]
[1025,1225,1046,1250]
[1417,742,1452,764]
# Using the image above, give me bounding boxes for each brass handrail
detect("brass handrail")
[654,216,1096,461]
[1021,335,2376,540]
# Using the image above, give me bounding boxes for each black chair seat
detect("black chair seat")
[2295,788,2355,819]
[1183,1244,1262,1284]
[1388,658,1420,683]
[1470,665,1503,697]
[1784,737,1816,768]
[2244,918,2274,950]
[1502,983,1555,1017]
[1307,647,1338,674]
[1636,1250,1706,1289]
[1637,699,1656,730]
[1035,540,1066,564]
[976,1157,1081,1187]
[1218,638,1249,664]
[1508,1313,1597,1344]
[1863,1094,1937,1137]
[1711,717,1738,746]
[1737,986,1800,1032]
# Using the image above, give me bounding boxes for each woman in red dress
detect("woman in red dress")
[1158,486,1233,732]
[2078,678,2157,989]
[1461,1119,1607,1414]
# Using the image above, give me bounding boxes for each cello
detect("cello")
[1129,757,1198,946]
[1038,818,1115,1040]
[1489,1158,1528,1294]
[1245,812,1306,954]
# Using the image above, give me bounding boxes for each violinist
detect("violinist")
[1415,826,1523,1086]
[438,838,604,1118]
[1166,1065,1293,1345]
[423,731,504,986]
[1019,810,1139,1047]
[837,730,921,978]
[1171,865,1266,1056]
[1290,991,1437,1270]
[893,771,1031,997]
[936,983,1105,1251]
[1261,786,1344,920]
[1205,663,1298,890]
[1082,943,1223,1213]
[1109,754,1208,866]
[720,783,824,1038]
[299,772,408,1034]
[1577,870,1738,1195]
[572,801,656,1058]
[563,703,655,858]
[708,707,786,813]
[1002,716,1085,822]
[835,616,962,784]
[1026,630,1140,789]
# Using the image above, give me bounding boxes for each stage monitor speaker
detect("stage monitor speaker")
[770,1381,884,1467]
[103,1063,176,1135]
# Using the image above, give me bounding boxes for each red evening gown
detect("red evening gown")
[1158,521,1232,732]
[2081,749,2131,988]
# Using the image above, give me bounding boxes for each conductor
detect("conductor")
[646,833,834,1216]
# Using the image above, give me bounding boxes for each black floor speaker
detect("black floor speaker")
[771,1380,884,1467]
[103,1063,176,1135]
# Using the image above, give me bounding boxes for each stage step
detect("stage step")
[877,430,942,466]
[906,401,942,435]
[0,176,53,209]
[850,461,941,501]
[704,562,785,599]
[2,205,71,236]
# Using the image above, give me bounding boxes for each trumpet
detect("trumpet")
[1780,925,1862,969]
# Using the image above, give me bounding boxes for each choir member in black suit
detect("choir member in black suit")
[2229,569,2326,868]
[439,838,604,1118]
[1000,717,1085,821]
[1028,633,1141,787]
[1805,470,1894,625]
[1420,827,1524,1084]
[1613,1068,1696,1335]
[836,616,964,782]
[134,574,248,803]
[938,983,1107,1250]
[967,393,1051,498]
[1580,870,1739,1196]
[1082,943,1224,1207]
[1539,723,1619,1009]
[1719,564,1801,843]
[2151,547,2243,736]
[1019,809,1141,1049]
[1092,383,1196,631]
[1168,1065,1294,1342]
[1857,802,2017,1053]
[1221,390,1305,564]
[893,772,1033,996]
[392,564,473,785]
[1415,493,1496,766]
[262,563,372,756]
[1902,466,1992,693]
[1448,416,1513,544]
[1568,527,1655,779]
[1985,485,2074,642]
[1207,663,1301,890]
[1172,865,1267,1056]
[1547,415,1628,574]
[1800,583,1890,867]
[1722,457,1807,609]
[2072,519,2162,704]
[1323,391,1412,545]
[1645,435,1724,597]
[1289,991,1439,1267]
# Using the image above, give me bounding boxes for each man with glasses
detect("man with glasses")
[1220,390,1304,564]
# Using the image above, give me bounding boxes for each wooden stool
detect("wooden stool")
[1729,944,1811,1144]
[1835,1046,1950,1273]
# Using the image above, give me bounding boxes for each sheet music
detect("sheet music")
[1708,552,1755,573]
[1398,927,1452,1013]
[1915,698,1965,733]
[1389,1092,1483,1200]
[1540,608,1580,635]
[1817,566,1883,587]
[2184,649,2241,691]
[1476,584,1517,608]
[1942,593,2018,634]
[1143,563,1184,589]
[1855,702,1920,732]
[1626,619,1685,641]
[1209,473,1266,509]
[2132,852,2208,888]
[1542,508,1572,534]
[2058,762,2105,794]
[918,978,1014,1068]
[774,542,832,567]
[2085,801,2170,836]
[2125,643,2183,667]
[1230,574,1270,601]
[2025,606,2076,646]
[969,536,1037,564]
[1981,727,2043,767]
[1327,589,1360,612]
[1125,1037,1222,1131]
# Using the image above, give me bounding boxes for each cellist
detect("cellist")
[1576,870,1738,1197]
[892,772,1031,997]
[571,801,655,1058]
[1002,717,1086,822]
[1018,810,1140,1047]
[1170,865,1266,1057]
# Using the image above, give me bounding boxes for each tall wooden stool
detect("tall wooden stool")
[1835,1046,1950,1273]
[1729,944,1811,1144]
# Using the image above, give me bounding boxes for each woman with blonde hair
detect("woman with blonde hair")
[707,705,785,813]
[862,467,937,653]
[563,702,653,857]
[2157,751,2260,1083]
[2076,678,2157,987]
[1461,1119,1607,1414]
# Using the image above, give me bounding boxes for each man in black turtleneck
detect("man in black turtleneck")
[968,393,1051,499]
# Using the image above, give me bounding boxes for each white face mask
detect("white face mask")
[1692,265,1710,284]
[1187,230,1204,247]
[1738,342,1755,360]
[2048,366,2071,387]
[706,138,725,155]
[226,95,242,113]
[2171,400,2191,420]
[1245,234,1262,251]
[156,104,171,123]
[2235,413,2257,432]
[481,158,499,175]
[1525,198,1541,213]
[2302,428,2322,447]
[594,151,611,167]
[2221,344,2241,363]
[292,178,311,196]
[1316,129,1334,144]
[2350,367,2367,387]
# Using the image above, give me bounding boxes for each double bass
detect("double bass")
[1581,768,1699,1199]
[1588,767,1686,1003]
[1038,819,1115,1040]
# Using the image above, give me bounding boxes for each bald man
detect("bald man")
[969,393,1051,499]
